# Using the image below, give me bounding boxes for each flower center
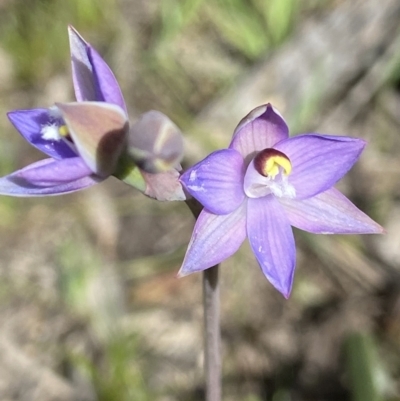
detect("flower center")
[40,106,73,142]
[40,123,69,141]
[244,148,296,199]
[254,148,292,178]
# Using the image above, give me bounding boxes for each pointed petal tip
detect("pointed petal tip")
[258,263,293,298]
[68,25,85,41]
[282,286,292,299]
[233,104,269,135]
[6,111,16,126]
[265,103,285,120]
[230,103,289,157]
[6,109,24,122]
[176,264,200,278]
[269,278,293,299]
[267,277,293,299]
[365,219,385,234]
[176,269,188,279]
[355,137,367,152]
[372,224,386,235]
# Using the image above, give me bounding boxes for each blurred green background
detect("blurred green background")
[0,0,399,400]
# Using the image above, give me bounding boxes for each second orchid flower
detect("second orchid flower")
[179,104,383,297]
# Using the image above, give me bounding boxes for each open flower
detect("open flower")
[1,26,184,201]
[2,101,128,196]
[179,104,383,297]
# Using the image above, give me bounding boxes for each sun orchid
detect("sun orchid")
[1,26,184,201]
[179,104,383,297]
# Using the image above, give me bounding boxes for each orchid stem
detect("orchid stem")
[203,265,221,401]
[185,198,222,401]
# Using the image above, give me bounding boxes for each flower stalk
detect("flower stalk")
[186,198,221,401]
[203,265,221,401]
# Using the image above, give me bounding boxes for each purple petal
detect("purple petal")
[279,187,384,234]
[7,109,76,159]
[15,157,93,185]
[178,201,247,276]
[0,159,100,196]
[180,149,245,214]
[68,26,127,112]
[247,196,295,298]
[274,134,366,199]
[88,47,127,112]
[68,27,100,102]
[229,104,289,161]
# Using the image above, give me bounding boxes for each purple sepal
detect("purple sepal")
[68,26,127,112]
[180,149,245,214]
[280,187,384,234]
[274,134,366,199]
[178,201,247,276]
[0,159,100,196]
[7,109,76,160]
[247,196,295,298]
[88,46,127,113]
[230,104,289,160]
[15,157,92,186]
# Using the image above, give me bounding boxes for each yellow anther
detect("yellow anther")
[254,148,292,178]
[264,155,292,178]
[58,125,69,137]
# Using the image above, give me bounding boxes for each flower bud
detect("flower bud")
[128,111,184,174]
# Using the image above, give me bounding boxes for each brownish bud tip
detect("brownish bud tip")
[128,111,184,174]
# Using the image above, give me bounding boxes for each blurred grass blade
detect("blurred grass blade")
[345,332,383,401]
[206,2,269,60]
[255,0,298,44]
[158,0,204,44]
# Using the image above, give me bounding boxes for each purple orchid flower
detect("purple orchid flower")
[179,104,383,298]
[1,26,184,201]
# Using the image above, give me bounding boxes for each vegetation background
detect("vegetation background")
[0,0,399,400]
